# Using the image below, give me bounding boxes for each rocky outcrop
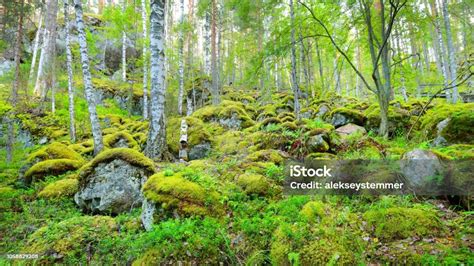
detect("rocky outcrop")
[335,123,367,137]
[75,148,155,214]
[400,149,442,189]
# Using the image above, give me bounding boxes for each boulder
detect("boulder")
[335,123,367,137]
[75,148,155,214]
[189,142,211,160]
[327,108,365,127]
[307,134,330,152]
[400,149,442,188]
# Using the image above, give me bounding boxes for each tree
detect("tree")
[6,0,25,162]
[122,0,127,82]
[145,0,167,159]
[441,0,459,103]
[290,0,301,119]
[64,0,76,143]
[141,0,149,119]
[210,0,220,105]
[28,12,43,89]
[177,0,185,115]
[74,0,104,155]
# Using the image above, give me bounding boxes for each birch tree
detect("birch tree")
[74,0,104,155]
[28,13,43,87]
[141,0,149,119]
[177,0,185,115]
[64,0,76,143]
[210,0,220,105]
[289,0,301,119]
[441,0,459,103]
[122,0,127,82]
[145,0,167,159]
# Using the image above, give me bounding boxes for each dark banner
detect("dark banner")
[283,159,474,196]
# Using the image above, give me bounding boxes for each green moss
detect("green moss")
[299,238,356,265]
[24,216,118,263]
[281,121,298,131]
[28,142,84,163]
[420,103,474,143]
[102,127,118,135]
[143,172,222,216]
[166,117,211,154]
[192,105,222,122]
[0,99,12,116]
[245,149,285,165]
[277,112,296,120]
[214,130,245,155]
[260,117,281,128]
[25,159,84,183]
[328,107,366,125]
[363,207,441,241]
[38,178,79,199]
[78,148,155,182]
[218,104,255,128]
[133,132,147,145]
[104,131,139,150]
[237,173,270,196]
[433,144,474,159]
[365,104,412,135]
[300,201,330,221]
[306,152,336,160]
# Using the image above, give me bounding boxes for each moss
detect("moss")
[365,104,412,135]
[245,149,285,165]
[277,111,296,120]
[281,121,298,131]
[28,142,84,163]
[363,207,441,241]
[143,172,222,216]
[214,130,245,155]
[306,152,336,160]
[133,132,147,145]
[24,216,118,263]
[0,99,12,116]
[328,107,366,125]
[132,249,164,265]
[256,104,277,121]
[260,117,281,128]
[299,238,356,265]
[300,201,331,221]
[102,127,118,135]
[192,105,222,122]
[166,117,211,154]
[25,159,84,183]
[237,173,270,196]
[218,104,255,128]
[433,144,474,159]
[269,225,293,265]
[307,127,331,136]
[38,178,79,199]
[78,148,155,182]
[104,131,139,150]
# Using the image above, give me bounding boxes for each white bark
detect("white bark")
[203,10,211,75]
[177,0,185,115]
[29,14,43,86]
[122,0,127,82]
[289,0,300,119]
[441,0,459,103]
[141,0,149,119]
[145,0,167,159]
[64,1,76,143]
[179,119,188,161]
[74,0,103,155]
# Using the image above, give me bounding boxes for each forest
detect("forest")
[0,0,473,264]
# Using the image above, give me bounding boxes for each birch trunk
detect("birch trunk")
[315,38,325,93]
[210,0,219,105]
[145,0,167,159]
[441,0,459,103]
[203,10,211,75]
[74,0,103,155]
[141,0,149,119]
[289,0,300,119]
[177,0,185,115]
[29,14,43,87]
[64,1,76,143]
[122,0,127,82]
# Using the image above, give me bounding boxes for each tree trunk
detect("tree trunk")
[203,10,211,75]
[289,0,300,119]
[315,38,325,94]
[210,0,219,105]
[141,0,149,119]
[177,0,185,115]
[441,0,459,103]
[29,13,43,88]
[6,0,24,163]
[34,0,58,100]
[64,1,76,143]
[74,0,103,155]
[122,0,127,82]
[145,0,167,159]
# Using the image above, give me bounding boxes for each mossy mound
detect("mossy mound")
[214,130,246,155]
[433,144,474,159]
[68,140,94,155]
[420,103,474,143]
[245,149,285,165]
[364,104,412,135]
[192,105,222,122]
[259,117,281,128]
[237,173,271,196]
[28,142,84,163]
[363,207,441,241]
[77,148,156,182]
[38,178,79,199]
[218,103,255,128]
[327,107,366,127]
[166,117,211,154]
[104,131,139,150]
[299,238,356,265]
[24,216,118,263]
[143,172,222,216]
[299,201,331,222]
[25,159,84,183]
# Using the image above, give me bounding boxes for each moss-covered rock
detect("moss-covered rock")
[143,172,222,216]
[38,178,79,199]
[327,107,366,127]
[104,131,139,150]
[299,238,356,265]
[299,201,331,222]
[24,216,118,263]
[365,104,412,135]
[166,117,211,154]
[28,142,84,163]
[237,173,271,196]
[77,148,156,182]
[363,207,441,241]
[218,103,255,129]
[245,149,285,165]
[25,159,84,183]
